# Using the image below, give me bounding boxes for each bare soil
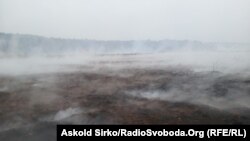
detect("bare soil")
[0,68,250,140]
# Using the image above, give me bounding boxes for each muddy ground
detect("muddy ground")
[0,65,250,140]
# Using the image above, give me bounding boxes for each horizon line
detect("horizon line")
[0,32,249,45]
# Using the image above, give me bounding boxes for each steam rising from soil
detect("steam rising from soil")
[0,48,250,140]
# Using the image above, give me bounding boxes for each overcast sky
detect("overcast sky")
[0,0,250,43]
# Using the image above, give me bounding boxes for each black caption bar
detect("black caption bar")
[57,125,249,140]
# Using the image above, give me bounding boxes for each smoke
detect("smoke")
[53,107,83,121]
[1,49,250,76]
[0,36,250,112]
[0,33,249,76]
[126,72,250,111]
[0,34,250,139]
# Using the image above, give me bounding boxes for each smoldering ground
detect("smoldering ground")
[0,49,250,141]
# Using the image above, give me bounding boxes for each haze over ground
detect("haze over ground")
[0,1,250,140]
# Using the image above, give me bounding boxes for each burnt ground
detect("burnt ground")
[0,68,250,140]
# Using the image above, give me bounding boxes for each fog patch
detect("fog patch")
[0,86,8,92]
[0,50,250,76]
[128,89,250,110]
[126,72,250,111]
[0,117,30,132]
[0,55,93,76]
[53,107,83,121]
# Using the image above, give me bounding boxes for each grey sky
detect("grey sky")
[0,0,250,43]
